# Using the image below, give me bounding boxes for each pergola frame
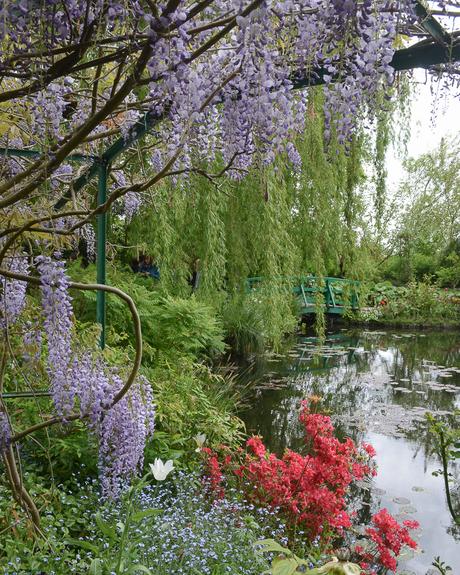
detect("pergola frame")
[1,0,458,358]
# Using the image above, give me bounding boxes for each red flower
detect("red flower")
[246,436,267,458]
[364,509,418,571]
[362,442,376,457]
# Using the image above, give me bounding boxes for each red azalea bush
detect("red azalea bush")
[203,400,377,538]
[202,401,419,574]
[356,509,419,572]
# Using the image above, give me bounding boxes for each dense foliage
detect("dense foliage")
[1,1,459,572]
[381,137,460,286]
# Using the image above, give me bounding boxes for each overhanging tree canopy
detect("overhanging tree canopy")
[1,0,459,524]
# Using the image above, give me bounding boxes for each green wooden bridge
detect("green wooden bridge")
[246,276,360,316]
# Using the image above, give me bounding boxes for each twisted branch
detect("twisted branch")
[0,269,143,442]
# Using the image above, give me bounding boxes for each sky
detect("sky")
[386,70,460,191]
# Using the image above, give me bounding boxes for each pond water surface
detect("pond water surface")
[240,328,460,575]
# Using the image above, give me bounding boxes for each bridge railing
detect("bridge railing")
[245,275,360,314]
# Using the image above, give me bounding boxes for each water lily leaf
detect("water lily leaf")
[393,497,411,505]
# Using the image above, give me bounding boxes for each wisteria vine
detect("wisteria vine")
[1,0,457,222]
[36,256,155,497]
[0,256,155,499]
[0,255,29,329]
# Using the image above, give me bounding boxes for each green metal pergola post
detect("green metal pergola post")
[96,161,108,349]
[0,147,108,349]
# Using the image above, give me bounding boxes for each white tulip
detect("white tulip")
[149,458,174,481]
[194,433,207,450]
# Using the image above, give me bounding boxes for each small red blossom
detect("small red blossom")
[403,519,420,529]
[364,509,418,572]
[202,452,225,499]
[246,436,267,458]
[362,442,376,457]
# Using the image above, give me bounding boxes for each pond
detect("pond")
[240,328,460,575]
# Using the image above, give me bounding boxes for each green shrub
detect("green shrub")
[220,294,266,354]
[365,278,459,324]
[221,288,298,353]
[68,262,226,362]
[145,355,245,452]
[0,470,279,575]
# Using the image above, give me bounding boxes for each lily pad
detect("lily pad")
[373,487,386,496]
[393,497,411,505]
[399,505,417,514]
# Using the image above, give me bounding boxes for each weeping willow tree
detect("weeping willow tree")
[120,89,389,347]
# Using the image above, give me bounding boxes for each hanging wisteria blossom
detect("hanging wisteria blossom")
[0,0,457,216]
[36,256,156,495]
[0,255,29,329]
[0,412,11,453]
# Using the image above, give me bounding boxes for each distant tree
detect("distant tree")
[387,137,460,283]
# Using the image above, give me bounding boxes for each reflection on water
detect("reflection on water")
[240,329,460,574]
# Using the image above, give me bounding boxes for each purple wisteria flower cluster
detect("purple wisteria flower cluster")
[0,254,29,329]
[36,255,75,416]
[31,81,73,141]
[36,256,155,497]
[0,411,11,453]
[0,0,138,46]
[144,0,405,177]
[0,1,437,220]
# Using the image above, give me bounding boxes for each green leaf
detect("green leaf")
[271,557,299,575]
[95,512,117,540]
[131,509,162,523]
[89,558,104,575]
[256,539,291,554]
[127,565,153,574]
[65,537,99,553]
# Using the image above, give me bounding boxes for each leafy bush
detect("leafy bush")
[202,401,377,539]
[68,262,226,361]
[201,403,419,575]
[220,294,266,354]
[0,474,102,574]
[437,252,460,288]
[146,355,245,453]
[221,289,298,354]
[0,471,277,575]
[364,279,460,325]
[148,294,226,359]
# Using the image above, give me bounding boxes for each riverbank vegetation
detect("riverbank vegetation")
[1,1,459,574]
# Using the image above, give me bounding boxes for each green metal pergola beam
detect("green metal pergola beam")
[54,110,162,209]
[1,391,52,399]
[0,148,96,162]
[1,6,458,354]
[414,0,453,46]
